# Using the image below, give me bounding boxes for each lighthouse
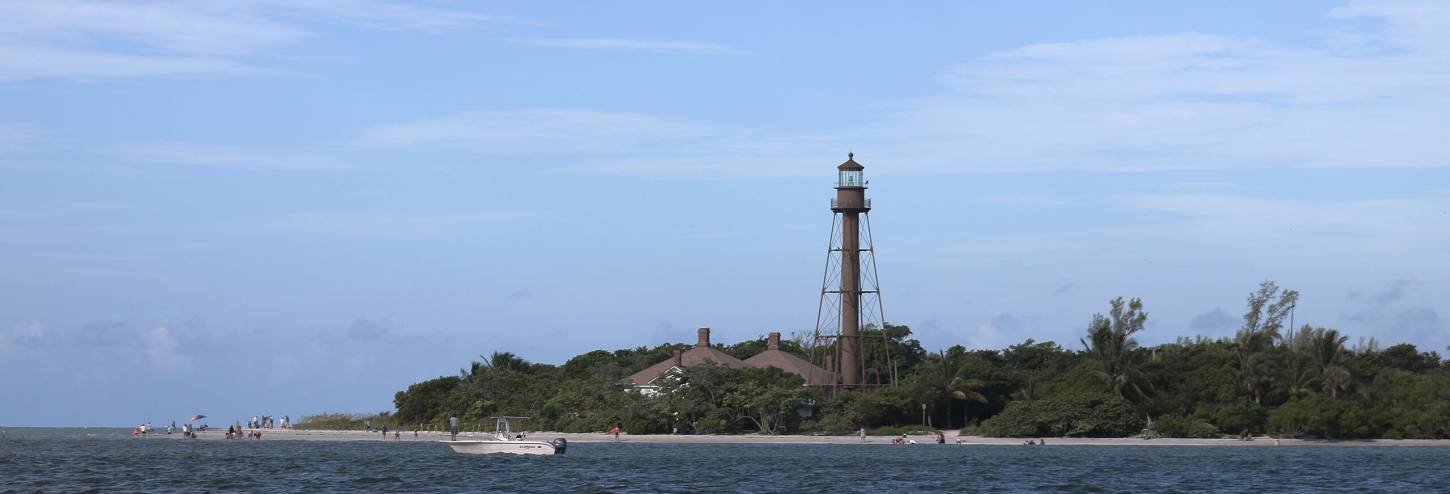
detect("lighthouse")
[813,153,893,389]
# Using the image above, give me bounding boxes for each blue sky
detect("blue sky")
[1,0,1447,426]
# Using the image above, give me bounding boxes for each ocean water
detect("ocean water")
[1,428,1446,493]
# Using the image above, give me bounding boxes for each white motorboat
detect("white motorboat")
[441,416,566,455]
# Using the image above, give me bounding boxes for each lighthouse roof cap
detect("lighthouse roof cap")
[837,152,864,171]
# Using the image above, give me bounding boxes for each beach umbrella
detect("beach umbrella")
[191,415,206,421]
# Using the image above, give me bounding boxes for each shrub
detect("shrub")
[980,392,1139,437]
[1268,396,1381,439]
[1153,414,1218,438]
[1193,401,1267,435]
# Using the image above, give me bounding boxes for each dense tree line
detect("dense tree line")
[384,281,1448,439]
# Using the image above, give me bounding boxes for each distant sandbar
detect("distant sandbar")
[153,429,1450,447]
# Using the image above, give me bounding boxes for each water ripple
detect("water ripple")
[2,429,1448,493]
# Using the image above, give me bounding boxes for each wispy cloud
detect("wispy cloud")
[0,201,132,219]
[354,108,848,177]
[1121,194,1450,239]
[353,2,1448,178]
[1189,307,1238,332]
[1165,182,1234,191]
[257,210,536,239]
[0,321,44,359]
[1344,278,1419,322]
[968,313,1038,350]
[896,192,1450,270]
[860,4,1450,174]
[0,123,36,151]
[277,0,524,32]
[513,37,747,55]
[0,1,508,81]
[977,194,1069,207]
[116,142,346,170]
[354,109,719,152]
[347,317,390,342]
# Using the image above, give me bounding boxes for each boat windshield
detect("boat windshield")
[491,416,530,440]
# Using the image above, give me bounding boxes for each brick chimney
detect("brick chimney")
[696,327,711,348]
[767,332,781,351]
[672,349,683,367]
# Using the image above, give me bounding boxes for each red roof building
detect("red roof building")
[625,329,833,394]
[744,332,834,386]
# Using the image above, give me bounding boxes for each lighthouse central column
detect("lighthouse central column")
[839,211,861,387]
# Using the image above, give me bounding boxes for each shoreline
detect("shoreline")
[131,428,1450,447]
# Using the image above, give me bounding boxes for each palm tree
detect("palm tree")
[1281,357,1318,399]
[1081,297,1150,401]
[1321,367,1351,399]
[946,375,988,430]
[1309,328,1351,398]
[1275,324,1319,399]
[1012,375,1040,404]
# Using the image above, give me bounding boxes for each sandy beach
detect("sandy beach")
[153,428,1450,447]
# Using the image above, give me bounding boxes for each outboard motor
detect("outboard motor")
[550,438,568,455]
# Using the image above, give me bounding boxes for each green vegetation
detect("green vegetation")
[387,281,1448,439]
[295,412,395,430]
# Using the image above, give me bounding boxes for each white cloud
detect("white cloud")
[0,44,268,82]
[259,210,535,239]
[352,2,1449,178]
[866,3,1450,173]
[274,0,522,32]
[1120,193,1450,241]
[896,192,1450,272]
[142,325,189,370]
[0,321,45,358]
[0,1,506,81]
[513,37,747,55]
[116,142,346,170]
[353,108,851,177]
[354,109,719,151]
[966,313,1038,350]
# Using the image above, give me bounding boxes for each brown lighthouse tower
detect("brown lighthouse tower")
[812,153,894,390]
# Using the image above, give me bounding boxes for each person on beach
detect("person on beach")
[858,427,866,441]
[609,426,621,439]
[365,419,372,433]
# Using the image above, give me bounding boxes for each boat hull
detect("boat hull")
[443,440,559,455]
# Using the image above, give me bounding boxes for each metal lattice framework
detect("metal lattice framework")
[809,210,896,391]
